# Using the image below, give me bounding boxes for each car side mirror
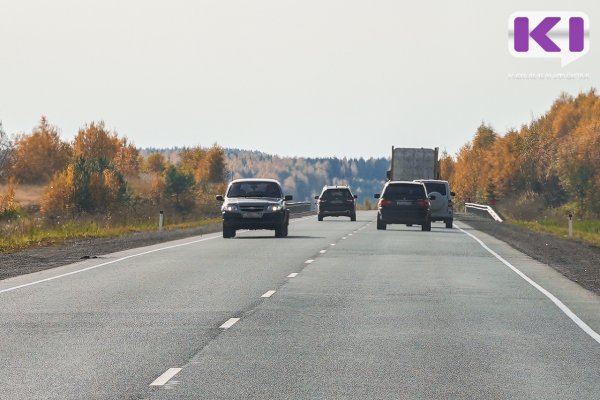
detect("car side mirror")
[285,195,293,201]
[429,195,437,201]
[216,195,224,201]
[314,195,319,200]
[374,194,380,199]
[353,195,358,199]
[450,191,456,197]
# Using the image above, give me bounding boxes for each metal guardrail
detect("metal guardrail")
[465,203,503,222]
[286,202,313,214]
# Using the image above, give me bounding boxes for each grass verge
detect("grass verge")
[0,217,221,254]
[511,218,600,247]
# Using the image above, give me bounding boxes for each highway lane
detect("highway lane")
[0,214,366,400]
[148,213,600,400]
[1,211,600,399]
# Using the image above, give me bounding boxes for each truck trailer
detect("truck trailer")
[386,147,441,181]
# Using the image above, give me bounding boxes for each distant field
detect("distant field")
[0,184,45,206]
[0,175,158,209]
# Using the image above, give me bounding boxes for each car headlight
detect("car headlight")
[269,204,283,212]
[222,204,239,212]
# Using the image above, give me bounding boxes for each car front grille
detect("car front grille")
[239,205,267,212]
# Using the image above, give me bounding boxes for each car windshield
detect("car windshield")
[322,189,352,200]
[227,181,282,198]
[423,182,447,195]
[383,184,426,200]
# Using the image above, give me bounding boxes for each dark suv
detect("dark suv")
[315,186,357,221]
[374,181,434,231]
[216,179,292,238]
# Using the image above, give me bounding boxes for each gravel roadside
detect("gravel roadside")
[457,213,600,296]
[0,213,316,281]
[0,223,222,281]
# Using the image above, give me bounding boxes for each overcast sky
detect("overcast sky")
[0,0,598,158]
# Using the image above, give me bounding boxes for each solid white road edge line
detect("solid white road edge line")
[0,233,223,295]
[220,318,240,329]
[287,273,299,278]
[150,368,182,386]
[261,290,276,298]
[455,223,600,345]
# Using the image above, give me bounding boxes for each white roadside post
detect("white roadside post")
[568,213,573,238]
[159,210,164,231]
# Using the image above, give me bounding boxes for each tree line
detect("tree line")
[224,149,389,204]
[0,117,227,219]
[0,117,389,220]
[4,88,596,221]
[444,89,600,218]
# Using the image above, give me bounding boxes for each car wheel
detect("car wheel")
[376,214,386,230]
[445,219,453,229]
[350,213,356,221]
[223,226,235,238]
[318,214,324,221]
[422,219,432,231]
[283,218,289,237]
[275,219,287,238]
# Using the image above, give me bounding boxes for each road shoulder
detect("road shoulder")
[456,219,600,340]
[458,214,600,296]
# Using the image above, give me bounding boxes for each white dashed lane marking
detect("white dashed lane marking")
[261,290,276,298]
[150,368,182,386]
[219,318,240,329]
[287,273,298,278]
[319,250,327,254]
[305,259,314,264]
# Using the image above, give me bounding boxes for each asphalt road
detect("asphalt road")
[1,211,600,399]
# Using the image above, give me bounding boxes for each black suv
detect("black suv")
[374,181,434,231]
[315,186,357,221]
[216,179,292,238]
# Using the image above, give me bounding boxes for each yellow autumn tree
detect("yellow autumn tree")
[144,152,167,174]
[12,116,72,183]
[42,122,132,215]
[73,121,139,177]
[178,145,227,185]
[199,145,227,184]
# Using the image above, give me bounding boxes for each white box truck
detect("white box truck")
[386,147,440,181]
